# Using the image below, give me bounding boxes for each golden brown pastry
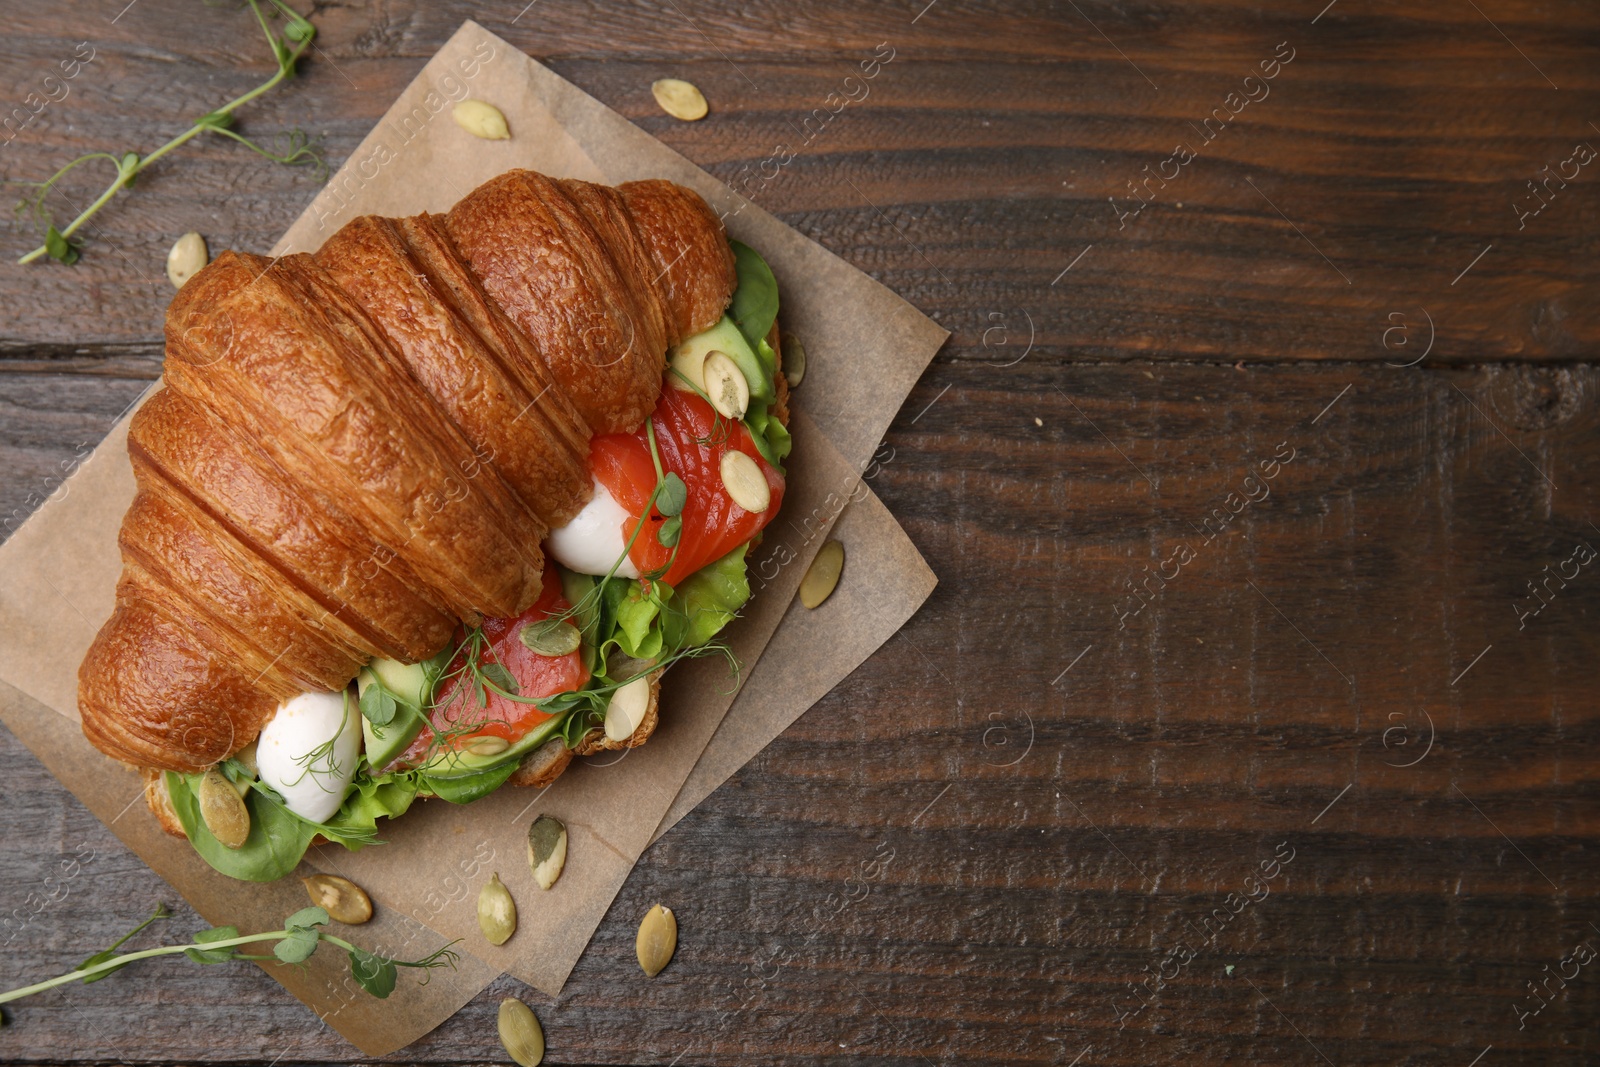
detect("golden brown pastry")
[79,170,736,774]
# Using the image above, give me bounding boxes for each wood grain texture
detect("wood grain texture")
[1,1,1597,1064]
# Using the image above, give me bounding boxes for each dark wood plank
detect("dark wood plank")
[0,372,150,539]
[1,1,1598,1064]
[3,1,1598,362]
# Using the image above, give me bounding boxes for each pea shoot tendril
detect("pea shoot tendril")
[10,0,325,267]
[0,903,460,1007]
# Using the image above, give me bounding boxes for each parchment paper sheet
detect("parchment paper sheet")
[0,21,942,1056]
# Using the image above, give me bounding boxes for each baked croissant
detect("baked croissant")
[80,169,737,774]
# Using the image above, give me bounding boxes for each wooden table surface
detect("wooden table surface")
[3,1,1598,1064]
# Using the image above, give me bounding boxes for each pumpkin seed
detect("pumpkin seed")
[478,872,517,946]
[636,903,677,977]
[651,78,708,121]
[799,539,845,609]
[604,675,652,743]
[719,450,770,514]
[498,997,544,1067]
[452,99,510,140]
[301,873,373,925]
[703,351,749,420]
[463,735,510,757]
[166,231,208,289]
[198,767,250,849]
[526,814,568,891]
[520,618,581,657]
[605,650,655,682]
[782,333,806,387]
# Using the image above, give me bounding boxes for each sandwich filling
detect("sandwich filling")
[163,241,790,882]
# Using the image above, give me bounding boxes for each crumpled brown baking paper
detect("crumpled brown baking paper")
[0,21,942,1056]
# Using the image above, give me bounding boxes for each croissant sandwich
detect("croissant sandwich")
[78,169,792,882]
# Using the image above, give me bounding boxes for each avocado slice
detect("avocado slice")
[417,710,575,782]
[668,315,774,403]
[368,656,435,707]
[358,672,424,771]
[357,651,448,770]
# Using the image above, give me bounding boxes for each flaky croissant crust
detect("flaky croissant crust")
[79,169,737,773]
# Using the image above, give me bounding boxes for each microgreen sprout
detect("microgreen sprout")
[284,688,357,786]
[644,420,688,574]
[11,0,324,266]
[0,905,460,1006]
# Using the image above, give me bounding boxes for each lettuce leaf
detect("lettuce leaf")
[419,761,518,804]
[614,580,672,660]
[763,411,792,465]
[735,324,790,470]
[744,396,791,469]
[730,239,778,350]
[323,771,419,834]
[672,544,751,648]
[729,245,790,469]
[168,759,426,883]
[757,337,779,384]
[167,772,317,883]
[568,542,752,674]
